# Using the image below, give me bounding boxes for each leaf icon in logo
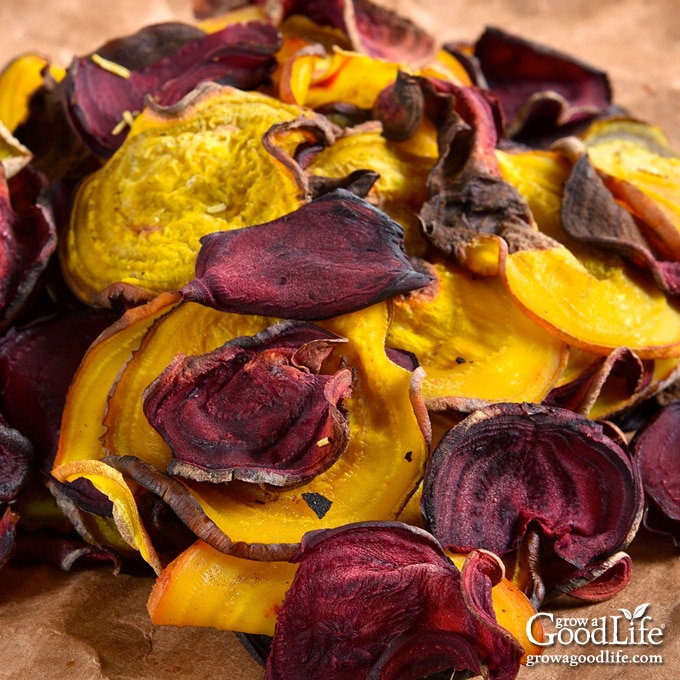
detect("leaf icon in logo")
[633,603,650,620]
[619,608,633,621]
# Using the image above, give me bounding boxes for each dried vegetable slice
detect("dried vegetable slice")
[546,345,680,421]
[53,300,430,561]
[264,522,523,680]
[422,403,644,604]
[500,242,680,358]
[495,146,680,358]
[63,21,282,156]
[3,0,680,674]
[418,81,536,270]
[181,188,433,319]
[143,321,353,486]
[278,46,405,109]
[304,126,435,255]
[630,400,680,544]
[276,40,468,111]
[52,459,162,573]
[149,539,298,634]
[0,305,120,469]
[102,303,275,471]
[0,122,32,179]
[52,292,182,469]
[582,118,680,261]
[0,53,65,133]
[0,413,33,504]
[0,506,18,568]
[386,258,567,411]
[0,166,57,330]
[559,145,680,296]
[148,537,543,657]
[272,0,438,68]
[60,84,316,305]
[468,27,612,145]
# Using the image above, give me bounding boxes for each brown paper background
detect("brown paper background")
[1,1,679,678]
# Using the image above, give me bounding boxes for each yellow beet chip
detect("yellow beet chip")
[60,84,317,304]
[387,259,567,410]
[501,244,680,358]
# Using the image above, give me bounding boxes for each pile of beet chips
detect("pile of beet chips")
[1,1,679,678]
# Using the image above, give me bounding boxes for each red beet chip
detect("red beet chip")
[0,506,19,568]
[143,320,352,487]
[422,403,643,585]
[0,167,56,331]
[181,188,433,320]
[0,305,120,468]
[264,521,522,680]
[631,400,680,540]
[63,21,281,156]
[471,26,611,144]
[0,413,33,504]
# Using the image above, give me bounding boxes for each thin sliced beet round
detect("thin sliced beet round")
[422,403,643,571]
[181,188,433,320]
[264,521,522,680]
[631,400,680,523]
[0,414,33,503]
[144,320,352,487]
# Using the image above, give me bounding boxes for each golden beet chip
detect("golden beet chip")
[582,118,680,262]
[501,243,680,359]
[148,540,298,635]
[497,145,680,358]
[0,53,64,133]
[53,300,430,563]
[387,258,567,410]
[60,84,318,304]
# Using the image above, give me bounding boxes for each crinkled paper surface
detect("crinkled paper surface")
[1,1,680,678]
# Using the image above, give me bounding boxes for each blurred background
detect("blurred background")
[1,0,679,145]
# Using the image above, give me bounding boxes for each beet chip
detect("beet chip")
[470,27,612,145]
[630,400,680,543]
[275,0,437,67]
[265,522,522,680]
[0,167,56,330]
[0,413,33,504]
[422,403,643,602]
[63,21,281,156]
[144,320,353,486]
[0,506,19,568]
[0,305,120,469]
[181,188,433,320]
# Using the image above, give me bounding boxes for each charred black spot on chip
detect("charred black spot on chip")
[301,492,333,519]
[404,451,413,462]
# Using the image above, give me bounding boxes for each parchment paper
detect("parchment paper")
[1,1,679,678]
